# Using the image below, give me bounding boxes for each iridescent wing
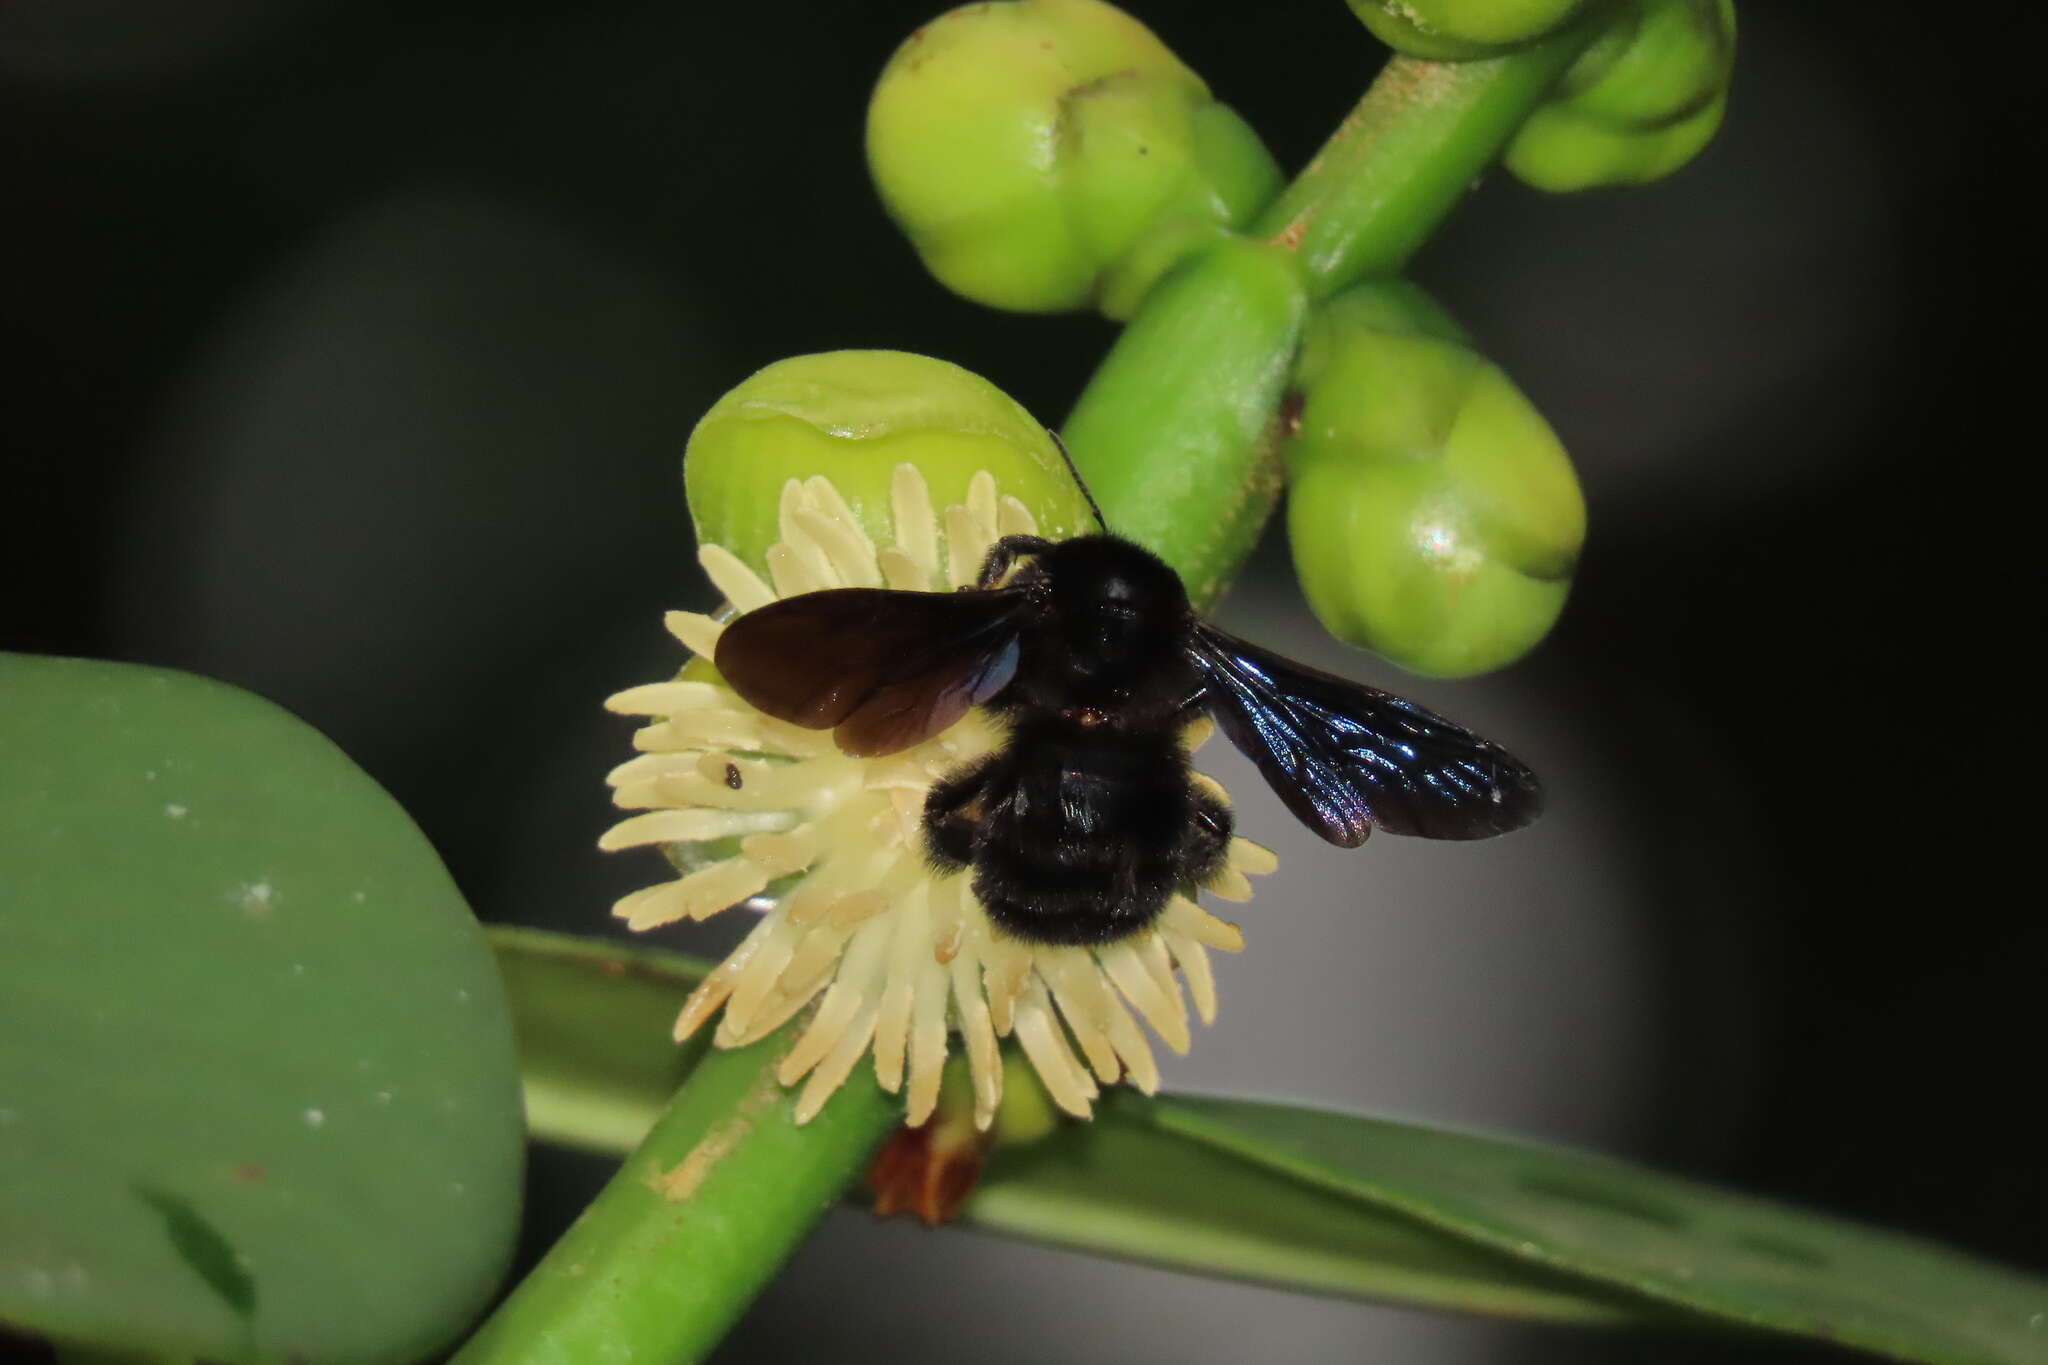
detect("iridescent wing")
[1189,624,1542,846]
[714,586,1030,757]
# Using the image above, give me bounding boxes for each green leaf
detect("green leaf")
[964,1093,1653,1324]
[488,926,712,1157]
[488,929,1655,1324]
[1156,1096,2048,1365]
[487,928,2048,1361]
[0,654,525,1363]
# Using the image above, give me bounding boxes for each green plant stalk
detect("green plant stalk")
[1062,234,1307,609]
[1254,25,1602,298]
[1065,24,1600,592]
[451,1016,896,1365]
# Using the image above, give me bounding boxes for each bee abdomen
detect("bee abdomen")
[967,734,1212,946]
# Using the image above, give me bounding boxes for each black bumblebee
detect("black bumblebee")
[714,470,1542,947]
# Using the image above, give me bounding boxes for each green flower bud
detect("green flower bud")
[1346,0,1593,60]
[684,350,1096,567]
[1506,91,1725,190]
[993,1050,1062,1145]
[1555,0,1732,124]
[1506,0,1734,191]
[1282,282,1584,677]
[867,0,1281,318]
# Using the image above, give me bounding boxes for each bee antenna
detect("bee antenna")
[1048,430,1110,532]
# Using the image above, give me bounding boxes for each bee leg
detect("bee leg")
[1174,784,1233,889]
[975,535,1053,589]
[923,755,998,871]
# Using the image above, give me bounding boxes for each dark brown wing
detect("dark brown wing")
[1189,624,1542,846]
[714,586,1031,757]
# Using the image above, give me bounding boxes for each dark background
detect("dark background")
[3,1,2039,1361]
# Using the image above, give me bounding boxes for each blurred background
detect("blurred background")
[3,1,2038,1361]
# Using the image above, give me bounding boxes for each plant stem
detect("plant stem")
[1062,235,1307,608]
[451,1017,896,1365]
[1067,25,1599,590]
[1254,27,1599,298]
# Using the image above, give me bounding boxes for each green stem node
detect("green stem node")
[450,1019,896,1365]
[1063,25,1598,606]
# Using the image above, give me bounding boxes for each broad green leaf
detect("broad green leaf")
[0,655,524,1363]
[1157,1096,2048,1365]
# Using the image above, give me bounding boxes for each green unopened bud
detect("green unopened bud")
[867,0,1280,318]
[1282,282,1583,677]
[684,350,1096,566]
[1346,0,1593,60]
[1506,92,1724,190]
[993,1050,1062,1145]
[1506,0,1734,191]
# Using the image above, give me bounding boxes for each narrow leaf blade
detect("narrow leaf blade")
[1156,1096,2048,1365]
[964,1096,1659,1324]
[485,927,2048,1361]
[486,935,1665,1325]
[487,926,712,1155]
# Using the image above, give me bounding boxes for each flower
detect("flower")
[602,465,1276,1128]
